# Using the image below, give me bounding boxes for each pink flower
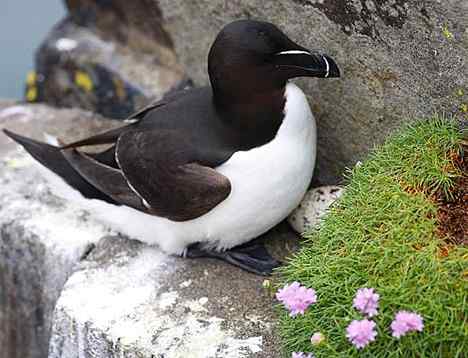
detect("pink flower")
[276,282,317,317]
[292,352,315,358]
[346,319,377,349]
[391,311,424,338]
[353,288,380,317]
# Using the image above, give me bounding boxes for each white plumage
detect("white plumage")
[39,82,316,255]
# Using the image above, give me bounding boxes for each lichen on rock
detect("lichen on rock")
[29,0,189,119]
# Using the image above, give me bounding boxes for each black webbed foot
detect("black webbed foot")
[185,239,281,276]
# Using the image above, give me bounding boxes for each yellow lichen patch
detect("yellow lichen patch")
[460,103,468,113]
[113,77,126,101]
[442,25,454,40]
[75,70,93,92]
[26,71,37,86]
[6,157,32,169]
[26,86,38,102]
[456,88,464,97]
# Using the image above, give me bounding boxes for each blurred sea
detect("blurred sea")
[0,0,64,99]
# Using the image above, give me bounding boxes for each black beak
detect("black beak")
[273,50,340,79]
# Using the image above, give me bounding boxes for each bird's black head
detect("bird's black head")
[208,20,340,102]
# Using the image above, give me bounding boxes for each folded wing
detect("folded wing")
[61,148,148,211]
[115,130,231,221]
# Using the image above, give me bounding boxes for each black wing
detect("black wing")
[2,129,118,204]
[61,148,148,211]
[115,130,231,221]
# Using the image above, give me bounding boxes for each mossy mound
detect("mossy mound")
[278,118,467,357]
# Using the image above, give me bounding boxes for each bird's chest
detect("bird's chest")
[218,121,315,208]
[214,84,317,221]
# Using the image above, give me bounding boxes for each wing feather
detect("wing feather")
[62,148,149,212]
[115,130,231,221]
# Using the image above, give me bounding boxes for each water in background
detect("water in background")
[0,0,65,99]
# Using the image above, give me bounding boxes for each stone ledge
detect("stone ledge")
[49,236,280,358]
[0,147,111,358]
[0,104,132,357]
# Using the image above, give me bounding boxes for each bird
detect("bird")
[3,20,340,275]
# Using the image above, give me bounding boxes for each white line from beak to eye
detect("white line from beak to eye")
[322,56,330,78]
[275,50,311,56]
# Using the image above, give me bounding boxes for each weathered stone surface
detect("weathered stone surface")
[64,0,174,50]
[0,104,119,358]
[0,103,298,357]
[28,1,188,119]
[288,185,344,233]
[48,236,283,358]
[0,166,110,358]
[156,0,468,183]
[0,103,121,155]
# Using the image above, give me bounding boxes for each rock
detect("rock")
[0,103,298,357]
[64,0,173,49]
[156,0,468,183]
[28,0,189,119]
[288,186,344,233]
[0,103,121,156]
[0,168,109,358]
[48,236,281,358]
[0,104,119,358]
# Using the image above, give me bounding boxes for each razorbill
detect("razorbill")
[4,20,340,275]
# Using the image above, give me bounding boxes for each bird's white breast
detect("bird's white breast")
[40,83,317,255]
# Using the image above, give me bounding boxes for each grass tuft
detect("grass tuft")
[277,116,467,357]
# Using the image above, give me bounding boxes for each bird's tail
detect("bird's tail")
[2,129,116,204]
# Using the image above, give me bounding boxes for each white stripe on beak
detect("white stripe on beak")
[322,56,330,78]
[275,50,311,56]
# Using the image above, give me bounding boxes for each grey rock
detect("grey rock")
[29,0,188,119]
[288,185,344,233]
[63,0,174,49]
[156,0,468,183]
[48,236,283,358]
[0,104,119,358]
[0,103,122,156]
